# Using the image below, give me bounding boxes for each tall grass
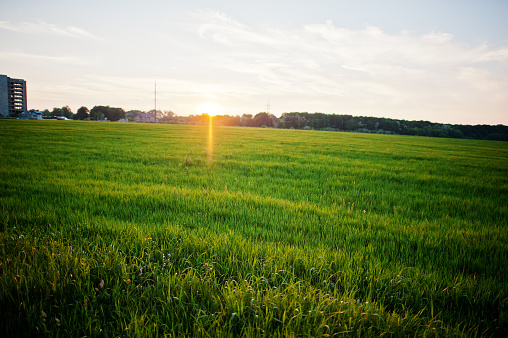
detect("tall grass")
[1,120,507,336]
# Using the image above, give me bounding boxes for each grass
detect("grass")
[1,119,507,336]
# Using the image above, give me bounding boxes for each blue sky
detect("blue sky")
[1,0,507,124]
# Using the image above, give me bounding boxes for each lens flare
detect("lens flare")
[208,114,213,165]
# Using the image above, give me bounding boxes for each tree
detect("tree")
[448,128,464,138]
[345,118,358,131]
[363,116,378,130]
[486,132,508,141]
[51,107,62,118]
[75,106,90,120]
[41,109,51,119]
[125,110,142,122]
[280,113,307,129]
[252,112,274,127]
[378,119,399,133]
[241,114,253,127]
[106,107,125,121]
[329,114,344,130]
[160,110,175,122]
[90,106,125,121]
[90,106,103,120]
[309,113,330,130]
[213,115,241,126]
[61,105,73,119]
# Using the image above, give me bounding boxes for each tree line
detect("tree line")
[31,106,508,141]
[33,106,125,121]
[171,111,508,141]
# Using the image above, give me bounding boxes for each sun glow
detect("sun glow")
[199,102,222,117]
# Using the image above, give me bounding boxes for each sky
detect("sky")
[1,0,508,125]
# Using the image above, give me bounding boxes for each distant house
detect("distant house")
[134,113,158,123]
[19,111,43,120]
[30,111,43,120]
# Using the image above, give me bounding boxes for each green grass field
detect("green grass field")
[1,119,507,336]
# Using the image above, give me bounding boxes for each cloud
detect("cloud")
[189,11,508,123]
[0,50,94,65]
[7,10,506,124]
[0,20,104,41]
[195,10,276,45]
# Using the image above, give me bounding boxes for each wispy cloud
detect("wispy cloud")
[0,50,95,65]
[0,20,104,41]
[195,10,276,45]
[4,8,506,124]
[190,10,508,122]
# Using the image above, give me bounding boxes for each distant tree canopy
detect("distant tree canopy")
[125,110,143,122]
[252,112,275,127]
[35,103,508,141]
[50,107,61,118]
[211,115,240,126]
[90,106,125,121]
[75,106,90,120]
[44,106,73,119]
[61,106,73,119]
[160,110,176,122]
[211,112,508,141]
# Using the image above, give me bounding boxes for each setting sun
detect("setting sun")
[199,102,222,117]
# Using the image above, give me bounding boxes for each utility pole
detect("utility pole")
[154,81,157,122]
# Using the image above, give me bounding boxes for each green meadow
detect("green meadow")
[1,119,507,337]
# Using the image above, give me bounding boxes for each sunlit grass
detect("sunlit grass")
[1,120,507,336]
